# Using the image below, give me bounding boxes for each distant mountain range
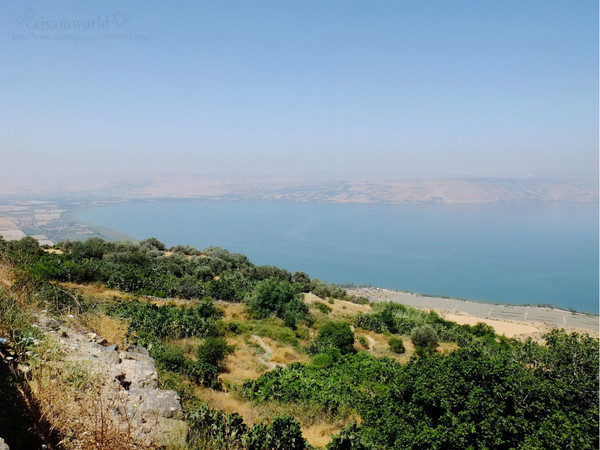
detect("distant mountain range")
[1,173,597,203]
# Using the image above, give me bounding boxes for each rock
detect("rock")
[119,358,158,390]
[86,332,107,346]
[122,345,150,360]
[0,437,9,450]
[136,390,184,420]
[40,317,60,331]
[99,345,121,365]
[86,332,98,341]
[39,323,188,447]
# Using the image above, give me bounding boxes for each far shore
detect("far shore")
[349,287,599,337]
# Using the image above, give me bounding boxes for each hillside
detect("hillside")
[0,236,598,449]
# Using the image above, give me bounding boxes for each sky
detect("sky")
[1,1,598,180]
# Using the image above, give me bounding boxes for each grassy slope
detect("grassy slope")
[64,282,458,448]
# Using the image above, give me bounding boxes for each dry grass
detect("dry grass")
[304,293,370,325]
[86,314,130,348]
[62,282,131,301]
[359,331,415,363]
[216,301,246,321]
[303,422,348,448]
[438,341,460,354]
[198,388,264,425]
[220,335,272,383]
[269,344,310,365]
[0,266,14,289]
[43,248,64,254]
[167,336,203,360]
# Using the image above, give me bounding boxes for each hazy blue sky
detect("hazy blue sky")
[1,1,598,179]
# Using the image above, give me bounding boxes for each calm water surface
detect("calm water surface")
[78,200,599,313]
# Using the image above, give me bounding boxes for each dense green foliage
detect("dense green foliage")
[388,336,405,354]
[246,332,599,449]
[187,402,307,449]
[410,324,439,356]
[108,299,222,340]
[106,299,227,387]
[2,236,352,306]
[247,277,308,328]
[196,337,235,370]
[306,322,355,356]
[355,302,495,346]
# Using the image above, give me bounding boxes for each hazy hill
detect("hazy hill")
[0,173,597,203]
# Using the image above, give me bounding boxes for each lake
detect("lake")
[78,200,599,313]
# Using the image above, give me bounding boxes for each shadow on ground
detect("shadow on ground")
[0,350,62,449]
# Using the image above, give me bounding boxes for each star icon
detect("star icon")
[112,11,130,27]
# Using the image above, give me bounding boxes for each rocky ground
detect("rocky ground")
[0,314,189,449]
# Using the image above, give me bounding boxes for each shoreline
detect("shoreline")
[61,205,139,243]
[350,287,599,334]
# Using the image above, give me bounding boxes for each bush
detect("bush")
[358,336,369,349]
[197,337,234,369]
[153,344,187,372]
[245,416,307,449]
[411,325,438,355]
[311,352,334,369]
[307,322,355,355]
[314,302,332,315]
[388,337,405,354]
[291,271,311,292]
[187,403,307,449]
[247,278,307,328]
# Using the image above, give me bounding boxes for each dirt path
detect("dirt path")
[251,335,277,371]
[364,335,375,349]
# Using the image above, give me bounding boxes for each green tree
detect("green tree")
[70,237,109,260]
[307,322,355,355]
[247,278,306,327]
[292,271,311,292]
[140,237,166,251]
[197,337,234,370]
[411,325,438,356]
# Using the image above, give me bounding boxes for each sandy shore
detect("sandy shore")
[349,287,599,338]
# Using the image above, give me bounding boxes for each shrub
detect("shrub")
[291,271,311,292]
[197,337,234,369]
[245,416,307,450]
[152,344,187,372]
[311,352,334,369]
[314,302,332,315]
[388,337,405,354]
[411,325,438,356]
[248,278,307,328]
[358,336,369,349]
[307,322,355,355]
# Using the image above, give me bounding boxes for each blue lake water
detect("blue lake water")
[78,200,599,313]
